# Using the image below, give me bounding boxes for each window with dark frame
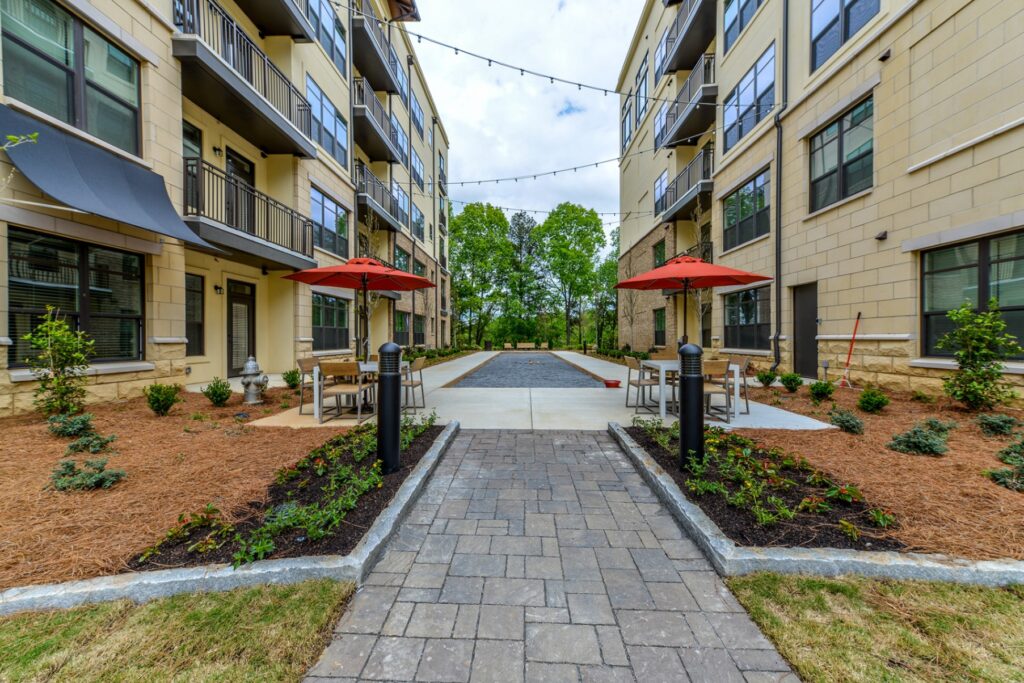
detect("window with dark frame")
[311,186,349,258]
[394,310,410,346]
[391,112,409,166]
[812,0,879,71]
[411,92,424,138]
[724,0,765,52]
[654,171,669,214]
[312,292,349,351]
[394,246,410,271]
[307,75,348,165]
[724,286,771,350]
[1,0,141,154]
[653,240,666,268]
[921,230,1024,358]
[621,93,633,150]
[412,150,425,190]
[413,259,426,277]
[654,307,666,347]
[185,273,204,356]
[809,96,873,212]
[412,204,425,240]
[635,53,649,123]
[723,44,775,152]
[414,314,425,346]
[654,104,667,146]
[723,168,770,251]
[306,0,346,77]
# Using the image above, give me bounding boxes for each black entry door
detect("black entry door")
[793,283,818,378]
[227,280,255,376]
[225,148,255,233]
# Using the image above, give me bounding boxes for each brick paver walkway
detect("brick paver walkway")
[306,430,797,682]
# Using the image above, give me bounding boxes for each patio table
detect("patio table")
[312,361,409,422]
[641,359,741,420]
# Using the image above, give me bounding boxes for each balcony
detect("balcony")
[353,78,401,162]
[352,0,401,93]
[656,0,716,78]
[438,210,447,234]
[438,168,447,196]
[659,147,714,222]
[183,158,316,270]
[173,0,315,157]
[657,54,717,148]
[228,0,314,41]
[440,253,448,272]
[356,163,403,232]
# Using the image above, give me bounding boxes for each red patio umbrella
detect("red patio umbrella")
[616,255,771,343]
[284,258,435,359]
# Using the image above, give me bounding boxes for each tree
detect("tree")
[535,203,605,347]
[449,203,511,346]
[498,211,546,341]
[937,298,1021,410]
[593,255,619,350]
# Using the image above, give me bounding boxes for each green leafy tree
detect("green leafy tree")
[937,298,1022,410]
[23,306,95,415]
[593,253,619,350]
[449,203,512,346]
[499,211,547,342]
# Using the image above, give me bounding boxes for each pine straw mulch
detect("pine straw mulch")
[0,388,346,590]
[740,385,1024,561]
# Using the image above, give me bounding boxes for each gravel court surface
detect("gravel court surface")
[452,353,604,388]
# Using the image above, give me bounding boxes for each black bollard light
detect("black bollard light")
[377,342,402,474]
[678,342,704,468]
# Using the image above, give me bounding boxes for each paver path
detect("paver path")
[453,352,603,388]
[307,430,797,682]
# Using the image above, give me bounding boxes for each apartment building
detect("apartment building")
[0,0,452,415]
[617,0,1024,393]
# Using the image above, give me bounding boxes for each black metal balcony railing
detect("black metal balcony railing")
[183,157,313,257]
[657,54,715,147]
[412,165,424,190]
[658,0,703,74]
[359,0,400,76]
[354,77,394,139]
[662,147,715,214]
[440,253,448,270]
[355,162,399,221]
[174,0,312,138]
[438,168,447,196]
[686,240,713,263]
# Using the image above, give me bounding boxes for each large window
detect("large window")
[1,0,140,154]
[312,293,348,351]
[724,45,775,152]
[654,171,669,214]
[412,204,425,241]
[391,45,408,105]
[411,92,424,138]
[654,31,668,81]
[307,76,348,165]
[724,0,765,52]
[723,168,770,251]
[414,314,425,345]
[812,0,879,71]
[653,240,666,268]
[8,227,143,365]
[391,112,409,166]
[724,287,770,350]
[413,259,426,277]
[394,310,410,346]
[621,93,633,150]
[394,245,410,271]
[653,308,666,347]
[392,181,409,226]
[635,54,649,123]
[185,273,204,356]
[412,150,425,190]
[654,104,667,146]
[307,0,346,77]
[810,97,873,211]
[922,231,1024,358]
[311,187,349,257]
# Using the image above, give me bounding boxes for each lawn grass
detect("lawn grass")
[0,579,354,682]
[727,573,1024,683]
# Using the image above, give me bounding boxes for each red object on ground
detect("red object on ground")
[604,380,621,388]
[838,311,862,388]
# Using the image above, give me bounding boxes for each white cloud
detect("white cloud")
[413,0,644,238]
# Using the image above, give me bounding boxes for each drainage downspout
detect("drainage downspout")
[770,0,789,373]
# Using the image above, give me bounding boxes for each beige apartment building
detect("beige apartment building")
[617,0,1024,393]
[0,0,452,415]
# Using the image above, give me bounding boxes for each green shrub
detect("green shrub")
[144,383,182,416]
[857,388,890,413]
[976,413,1019,437]
[911,390,936,404]
[202,377,233,407]
[830,408,864,435]
[780,373,803,393]
[937,298,1022,411]
[50,458,126,491]
[47,412,95,438]
[755,370,777,387]
[922,418,957,436]
[66,433,116,455]
[996,437,1024,468]
[809,380,835,404]
[22,306,95,415]
[281,369,301,390]
[888,420,953,456]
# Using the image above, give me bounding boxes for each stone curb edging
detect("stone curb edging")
[0,421,461,616]
[608,422,1024,587]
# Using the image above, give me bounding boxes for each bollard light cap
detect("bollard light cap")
[379,342,402,374]
[679,343,703,357]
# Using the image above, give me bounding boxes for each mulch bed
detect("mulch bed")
[131,425,443,570]
[626,427,904,552]
[740,386,1024,561]
[0,388,346,590]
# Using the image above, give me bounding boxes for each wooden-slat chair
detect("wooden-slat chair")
[318,361,374,424]
[703,359,732,423]
[297,356,318,415]
[625,355,659,413]
[402,356,427,413]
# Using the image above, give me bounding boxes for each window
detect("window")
[307,0,346,77]
[921,231,1024,358]
[654,31,668,81]
[724,0,765,52]
[394,310,410,345]
[653,308,666,346]
[723,45,775,152]
[411,150,425,190]
[414,314,425,345]
[391,45,408,104]
[413,259,426,277]
[812,0,879,71]
[392,181,409,226]
[312,293,349,351]
[307,76,348,165]
[441,281,448,310]
[8,227,143,365]
[654,171,669,214]
[723,168,770,251]
[411,92,424,138]
[394,245,410,271]
[412,204,425,240]
[391,112,408,166]
[621,94,633,150]
[311,187,349,257]
[1,0,140,154]
[653,240,666,268]
[724,287,770,350]
[185,273,204,356]
[810,97,873,211]
[427,126,433,149]
[635,54,649,123]
[654,104,667,147]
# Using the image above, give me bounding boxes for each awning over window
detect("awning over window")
[0,105,214,250]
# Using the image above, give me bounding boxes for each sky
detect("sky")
[410,0,645,241]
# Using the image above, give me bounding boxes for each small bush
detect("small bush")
[755,370,777,387]
[50,458,126,491]
[830,408,864,435]
[281,369,301,389]
[937,298,1022,411]
[857,388,890,414]
[888,419,954,456]
[66,433,116,455]
[202,377,232,407]
[989,437,1024,491]
[22,306,95,415]
[922,417,957,436]
[144,383,182,416]
[976,413,1019,437]
[47,413,95,438]
[911,390,936,404]
[780,373,803,393]
[809,380,835,404]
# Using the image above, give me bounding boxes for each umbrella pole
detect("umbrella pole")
[682,280,689,345]
[362,281,370,362]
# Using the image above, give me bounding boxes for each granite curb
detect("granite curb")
[0,421,461,616]
[608,421,1024,586]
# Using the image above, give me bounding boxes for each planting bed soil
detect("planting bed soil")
[626,425,904,552]
[743,385,1024,561]
[0,388,344,590]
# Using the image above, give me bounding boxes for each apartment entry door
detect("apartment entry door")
[227,280,256,377]
[225,148,255,233]
[793,283,818,379]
